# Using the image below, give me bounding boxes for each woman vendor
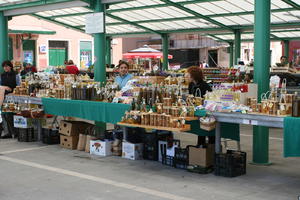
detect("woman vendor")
[1,60,21,138]
[185,66,213,145]
[115,61,133,89]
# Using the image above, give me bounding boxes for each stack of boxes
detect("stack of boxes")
[59,120,91,150]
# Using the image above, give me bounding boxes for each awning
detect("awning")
[123,52,173,59]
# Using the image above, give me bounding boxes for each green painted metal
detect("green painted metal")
[0,0,76,11]
[234,30,241,65]
[253,0,271,165]
[162,33,169,70]
[93,0,106,133]
[282,0,300,9]
[9,29,56,35]
[32,14,85,33]
[106,36,112,66]
[93,0,106,83]
[229,42,234,67]
[107,13,161,35]
[160,0,232,31]
[284,40,290,58]
[207,34,230,44]
[48,11,93,19]
[0,11,8,73]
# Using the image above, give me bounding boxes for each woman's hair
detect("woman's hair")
[119,61,129,68]
[68,60,74,65]
[2,60,13,69]
[187,66,204,82]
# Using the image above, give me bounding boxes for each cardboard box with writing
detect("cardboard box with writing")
[188,144,215,167]
[59,121,91,136]
[122,142,143,160]
[60,135,79,150]
[90,140,113,156]
[13,115,33,128]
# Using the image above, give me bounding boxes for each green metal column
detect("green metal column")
[229,42,234,67]
[93,0,106,136]
[234,30,241,65]
[162,33,169,70]
[284,40,289,59]
[253,0,271,165]
[94,0,106,83]
[106,36,112,66]
[0,11,8,73]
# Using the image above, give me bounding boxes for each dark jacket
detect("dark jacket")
[1,71,17,94]
[188,80,212,98]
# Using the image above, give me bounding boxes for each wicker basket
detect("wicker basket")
[200,121,216,131]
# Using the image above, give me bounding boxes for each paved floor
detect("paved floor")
[0,125,299,200]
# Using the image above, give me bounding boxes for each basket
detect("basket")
[200,121,216,131]
[31,110,45,119]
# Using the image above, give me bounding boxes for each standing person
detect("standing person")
[114,61,133,89]
[185,66,213,145]
[65,60,79,75]
[1,60,21,139]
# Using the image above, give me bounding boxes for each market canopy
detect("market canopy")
[2,0,300,42]
[123,45,173,59]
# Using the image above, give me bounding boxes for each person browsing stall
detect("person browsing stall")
[185,66,213,146]
[115,61,133,89]
[0,60,21,139]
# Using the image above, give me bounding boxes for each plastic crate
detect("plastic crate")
[174,147,188,169]
[42,128,60,144]
[143,143,158,161]
[18,128,36,142]
[214,150,246,177]
[161,155,174,167]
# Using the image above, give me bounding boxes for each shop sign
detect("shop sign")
[39,45,47,54]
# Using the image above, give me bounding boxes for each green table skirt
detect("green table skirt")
[284,117,300,157]
[186,120,240,141]
[42,98,130,124]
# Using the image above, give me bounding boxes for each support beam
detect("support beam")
[107,13,161,35]
[253,0,271,165]
[234,30,241,65]
[32,14,85,33]
[106,37,112,66]
[159,0,232,31]
[282,0,300,10]
[94,0,106,83]
[229,42,234,67]
[4,1,89,16]
[48,12,93,19]
[162,33,169,71]
[284,40,290,59]
[0,11,8,73]
[93,0,106,135]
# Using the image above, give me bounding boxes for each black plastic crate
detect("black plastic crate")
[42,128,60,144]
[18,128,36,142]
[174,148,188,169]
[214,150,247,177]
[143,143,158,161]
[161,155,174,167]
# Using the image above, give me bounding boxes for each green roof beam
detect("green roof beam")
[46,11,93,19]
[0,0,81,11]
[159,0,232,31]
[8,29,56,35]
[207,34,231,44]
[106,13,161,35]
[31,14,85,33]
[282,0,300,10]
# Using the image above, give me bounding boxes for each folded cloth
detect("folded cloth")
[284,117,300,157]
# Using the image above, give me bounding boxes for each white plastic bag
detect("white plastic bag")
[270,75,280,88]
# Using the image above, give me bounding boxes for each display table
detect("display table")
[41,98,131,124]
[5,95,42,105]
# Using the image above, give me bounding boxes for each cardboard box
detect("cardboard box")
[60,135,79,150]
[122,142,143,160]
[59,120,91,136]
[188,144,215,167]
[158,140,179,162]
[90,140,113,156]
[13,115,33,128]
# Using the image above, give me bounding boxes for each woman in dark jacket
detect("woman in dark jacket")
[185,66,214,145]
[1,60,20,138]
